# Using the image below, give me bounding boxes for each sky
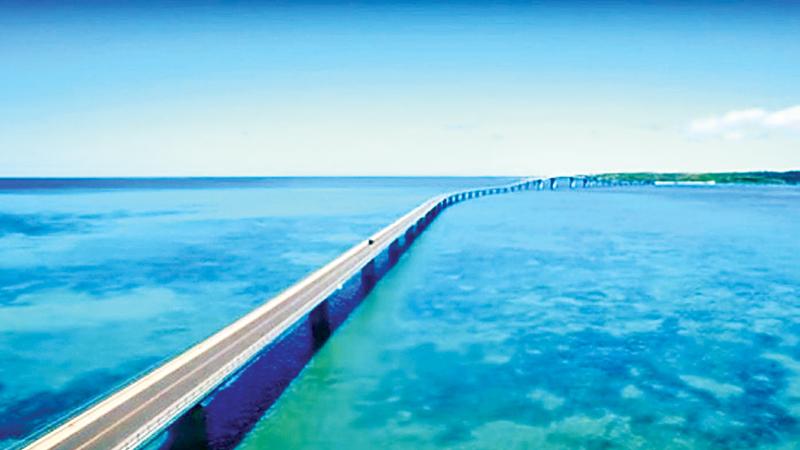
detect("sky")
[1,1,799,177]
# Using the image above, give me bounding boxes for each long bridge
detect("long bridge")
[23,175,636,450]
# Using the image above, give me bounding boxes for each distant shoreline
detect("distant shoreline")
[598,171,800,185]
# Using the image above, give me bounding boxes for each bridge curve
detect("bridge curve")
[23,175,625,450]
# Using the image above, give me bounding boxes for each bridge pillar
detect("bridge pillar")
[549,178,557,190]
[404,226,415,247]
[309,301,331,350]
[388,239,401,264]
[361,260,376,291]
[165,404,211,450]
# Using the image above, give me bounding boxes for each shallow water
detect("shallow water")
[0,177,503,447]
[239,186,800,450]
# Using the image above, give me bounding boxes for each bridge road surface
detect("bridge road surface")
[23,178,541,450]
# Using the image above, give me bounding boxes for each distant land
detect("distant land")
[598,171,800,185]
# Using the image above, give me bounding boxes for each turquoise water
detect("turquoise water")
[239,186,800,449]
[0,177,504,447]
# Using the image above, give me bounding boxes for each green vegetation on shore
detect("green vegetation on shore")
[598,171,800,185]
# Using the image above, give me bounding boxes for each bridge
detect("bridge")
[23,175,637,450]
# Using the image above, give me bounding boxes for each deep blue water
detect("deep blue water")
[0,177,507,448]
[238,185,800,450]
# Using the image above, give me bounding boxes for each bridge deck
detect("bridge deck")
[24,178,549,450]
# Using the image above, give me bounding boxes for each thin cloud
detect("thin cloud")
[689,105,800,140]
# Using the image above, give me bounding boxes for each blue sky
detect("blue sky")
[1,1,798,176]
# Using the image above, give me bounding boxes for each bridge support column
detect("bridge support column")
[361,260,376,291]
[404,226,415,247]
[309,301,331,350]
[165,404,211,450]
[549,178,556,190]
[389,239,401,264]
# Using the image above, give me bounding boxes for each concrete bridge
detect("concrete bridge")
[22,175,639,450]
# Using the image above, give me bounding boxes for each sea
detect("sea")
[1,178,799,449]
